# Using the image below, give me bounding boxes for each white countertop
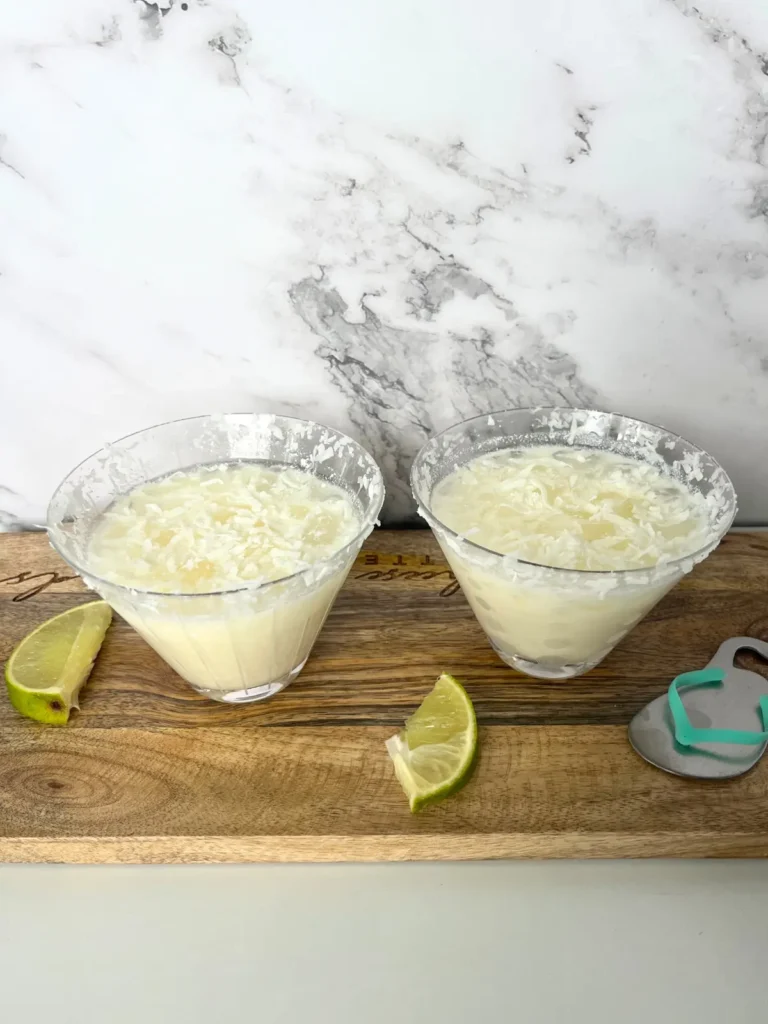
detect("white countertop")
[1,861,766,1022]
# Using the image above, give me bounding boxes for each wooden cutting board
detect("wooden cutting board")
[1,530,767,863]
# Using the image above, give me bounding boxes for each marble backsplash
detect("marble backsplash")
[1,0,767,526]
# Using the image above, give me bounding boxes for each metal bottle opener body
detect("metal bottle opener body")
[629,638,768,780]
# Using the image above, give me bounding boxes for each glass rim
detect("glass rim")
[410,406,738,578]
[47,412,385,599]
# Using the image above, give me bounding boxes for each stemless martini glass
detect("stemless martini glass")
[411,408,737,680]
[47,413,384,702]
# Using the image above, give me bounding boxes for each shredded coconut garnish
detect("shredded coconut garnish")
[430,446,712,572]
[88,462,361,593]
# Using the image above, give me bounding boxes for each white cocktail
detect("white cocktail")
[87,463,361,698]
[412,409,736,679]
[48,415,384,702]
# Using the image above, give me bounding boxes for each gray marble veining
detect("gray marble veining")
[0,0,767,525]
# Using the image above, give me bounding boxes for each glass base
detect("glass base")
[190,657,308,704]
[491,642,599,680]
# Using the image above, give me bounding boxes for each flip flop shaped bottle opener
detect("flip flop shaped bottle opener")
[629,637,768,779]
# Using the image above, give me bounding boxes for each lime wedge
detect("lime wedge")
[5,601,112,725]
[386,673,477,812]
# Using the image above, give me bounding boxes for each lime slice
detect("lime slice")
[386,673,477,812]
[5,601,112,725]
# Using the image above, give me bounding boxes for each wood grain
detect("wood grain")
[1,531,767,862]
[2,725,768,862]
[2,532,767,729]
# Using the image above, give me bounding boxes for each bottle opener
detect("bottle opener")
[628,637,768,779]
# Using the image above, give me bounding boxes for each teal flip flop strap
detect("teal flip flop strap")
[668,668,768,748]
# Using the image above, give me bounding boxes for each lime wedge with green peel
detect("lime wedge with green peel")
[386,673,477,812]
[5,601,113,725]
